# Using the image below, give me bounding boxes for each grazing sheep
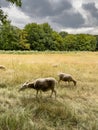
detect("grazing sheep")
[19,77,57,98]
[0,65,6,70]
[58,73,77,86]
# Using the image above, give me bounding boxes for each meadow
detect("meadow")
[0,51,98,130]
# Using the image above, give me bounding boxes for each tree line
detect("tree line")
[0,21,98,51]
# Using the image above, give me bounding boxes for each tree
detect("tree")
[59,31,68,38]
[0,22,21,50]
[63,34,77,51]
[76,34,97,51]
[24,22,55,51]
[19,29,30,50]
[0,9,8,24]
[63,34,97,51]
[40,23,53,50]
[24,23,45,50]
[51,31,64,51]
[94,35,98,50]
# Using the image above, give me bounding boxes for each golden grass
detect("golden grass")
[0,51,98,130]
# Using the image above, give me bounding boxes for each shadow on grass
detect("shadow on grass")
[58,83,77,90]
[19,94,61,107]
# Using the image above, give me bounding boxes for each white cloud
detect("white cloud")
[62,27,98,35]
[2,5,31,28]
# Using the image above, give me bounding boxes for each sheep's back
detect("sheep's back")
[62,75,72,81]
[34,78,56,91]
[58,73,72,81]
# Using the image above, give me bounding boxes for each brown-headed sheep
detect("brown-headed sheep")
[19,77,57,98]
[58,73,77,86]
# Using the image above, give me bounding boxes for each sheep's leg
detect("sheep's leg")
[39,90,42,97]
[68,81,70,86]
[58,79,61,83]
[50,90,53,98]
[50,89,56,99]
[53,89,56,99]
[36,90,39,98]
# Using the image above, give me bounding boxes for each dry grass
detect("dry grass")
[0,51,98,130]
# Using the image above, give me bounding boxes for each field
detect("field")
[0,51,98,130]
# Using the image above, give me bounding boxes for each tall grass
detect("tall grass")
[0,51,98,130]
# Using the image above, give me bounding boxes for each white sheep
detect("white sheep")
[19,77,57,98]
[58,73,77,86]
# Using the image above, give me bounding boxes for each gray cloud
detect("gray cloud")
[1,0,98,34]
[20,0,72,17]
[52,11,85,28]
[82,2,98,27]
[82,2,98,18]
[19,0,85,28]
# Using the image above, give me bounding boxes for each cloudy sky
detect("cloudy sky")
[1,0,98,34]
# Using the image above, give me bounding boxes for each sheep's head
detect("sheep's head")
[18,82,29,92]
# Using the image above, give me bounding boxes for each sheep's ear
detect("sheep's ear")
[24,82,28,85]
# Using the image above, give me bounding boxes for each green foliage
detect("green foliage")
[19,29,30,50]
[76,34,97,51]
[0,9,8,24]
[51,31,64,51]
[0,22,31,50]
[24,23,45,51]
[0,22,20,50]
[59,31,68,38]
[40,23,54,50]
[94,35,98,50]
[63,34,97,51]
[0,21,97,51]
[24,22,60,51]
[63,34,77,51]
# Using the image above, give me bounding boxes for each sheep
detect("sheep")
[58,73,77,86]
[52,64,59,68]
[0,65,6,70]
[19,77,57,98]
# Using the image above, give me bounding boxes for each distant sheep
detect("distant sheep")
[0,65,6,70]
[58,73,77,86]
[19,77,57,98]
[52,64,59,68]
